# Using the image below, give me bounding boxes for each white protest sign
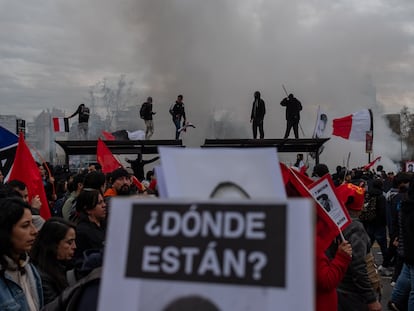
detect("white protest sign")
[156,147,286,200]
[98,198,314,311]
[308,175,351,230]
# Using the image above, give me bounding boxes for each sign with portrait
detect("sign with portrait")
[308,175,351,231]
[406,161,414,173]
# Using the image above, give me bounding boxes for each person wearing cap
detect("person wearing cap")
[280,93,302,139]
[332,183,382,311]
[103,168,131,198]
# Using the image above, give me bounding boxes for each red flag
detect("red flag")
[363,156,381,171]
[96,139,145,191]
[9,134,51,219]
[332,109,372,141]
[101,131,115,141]
[280,163,340,250]
[97,138,122,173]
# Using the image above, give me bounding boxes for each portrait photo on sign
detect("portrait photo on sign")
[406,161,414,173]
[308,175,351,230]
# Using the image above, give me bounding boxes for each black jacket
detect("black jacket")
[171,102,186,121]
[141,102,154,120]
[367,187,387,226]
[75,215,106,260]
[37,264,69,304]
[401,198,414,265]
[280,97,302,121]
[69,105,90,123]
[250,98,266,121]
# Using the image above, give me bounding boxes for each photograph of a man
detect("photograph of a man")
[316,193,332,212]
[406,161,414,173]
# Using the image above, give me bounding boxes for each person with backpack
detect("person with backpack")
[68,103,90,140]
[331,184,382,311]
[140,97,156,140]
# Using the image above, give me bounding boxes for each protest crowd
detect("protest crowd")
[1,148,414,311]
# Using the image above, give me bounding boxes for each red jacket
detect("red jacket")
[316,240,351,311]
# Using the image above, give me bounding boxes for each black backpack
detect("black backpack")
[41,267,102,311]
[359,195,377,222]
[140,103,147,119]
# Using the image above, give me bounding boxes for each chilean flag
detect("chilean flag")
[332,109,372,141]
[52,117,69,132]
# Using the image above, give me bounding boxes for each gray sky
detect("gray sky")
[1,0,414,170]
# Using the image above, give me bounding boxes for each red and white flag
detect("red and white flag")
[52,117,69,132]
[332,109,372,141]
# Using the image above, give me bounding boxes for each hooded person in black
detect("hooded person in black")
[250,91,266,139]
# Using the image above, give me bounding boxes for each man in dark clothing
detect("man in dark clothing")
[250,91,266,139]
[170,94,186,140]
[68,103,90,140]
[330,186,382,311]
[125,154,159,181]
[140,97,156,140]
[361,179,389,270]
[280,93,302,139]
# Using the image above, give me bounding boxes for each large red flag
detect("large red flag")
[96,138,122,173]
[280,163,340,251]
[96,139,145,191]
[9,134,51,219]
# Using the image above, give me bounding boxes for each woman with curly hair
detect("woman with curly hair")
[0,197,43,310]
[30,217,76,304]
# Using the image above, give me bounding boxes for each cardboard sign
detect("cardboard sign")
[308,175,351,231]
[98,198,314,311]
[156,147,286,200]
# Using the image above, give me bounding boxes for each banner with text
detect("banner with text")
[98,198,314,311]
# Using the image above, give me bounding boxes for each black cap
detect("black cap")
[111,168,129,181]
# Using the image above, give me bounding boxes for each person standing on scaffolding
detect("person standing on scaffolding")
[280,93,302,139]
[68,103,90,140]
[169,94,186,140]
[250,91,266,139]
